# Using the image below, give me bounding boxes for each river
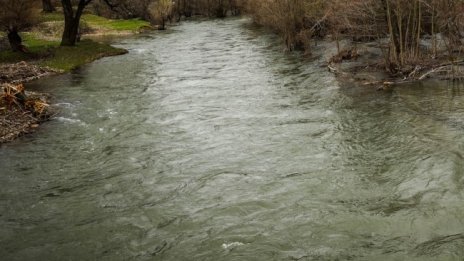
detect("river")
[1,18,464,260]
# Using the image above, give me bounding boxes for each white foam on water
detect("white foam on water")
[134,48,147,54]
[55,117,86,126]
[53,103,75,108]
[222,242,245,250]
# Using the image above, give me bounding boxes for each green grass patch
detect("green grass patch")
[41,12,150,32]
[39,39,127,71]
[23,34,60,50]
[0,34,127,71]
[82,14,150,31]
[1,12,139,71]
[0,33,59,63]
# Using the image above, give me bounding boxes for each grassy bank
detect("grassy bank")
[243,0,464,83]
[40,40,127,71]
[0,36,127,71]
[0,11,147,71]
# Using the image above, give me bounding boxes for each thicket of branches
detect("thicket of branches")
[92,0,244,20]
[244,0,464,73]
[0,0,39,52]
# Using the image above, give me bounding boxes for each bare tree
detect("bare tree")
[61,0,128,46]
[92,0,152,19]
[0,0,39,52]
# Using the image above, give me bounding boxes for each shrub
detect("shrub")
[0,0,40,52]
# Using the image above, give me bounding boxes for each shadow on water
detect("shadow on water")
[1,18,464,260]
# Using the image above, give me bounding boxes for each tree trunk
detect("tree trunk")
[7,30,24,52]
[42,0,56,13]
[159,18,166,30]
[60,0,90,46]
[61,17,81,46]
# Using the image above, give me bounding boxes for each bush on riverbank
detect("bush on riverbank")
[243,0,464,80]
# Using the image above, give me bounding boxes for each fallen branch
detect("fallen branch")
[418,66,450,80]
[416,60,464,80]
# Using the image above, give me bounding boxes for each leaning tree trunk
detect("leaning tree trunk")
[61,0,91,46]
[42,0,56,13]
[7,29,24,52]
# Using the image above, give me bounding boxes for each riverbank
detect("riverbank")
[0,12,151,143]
[242,1,464,89]
[324,40,464,90]
[0,39,129,143]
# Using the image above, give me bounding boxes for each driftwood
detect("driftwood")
[1,83,52,143]
[418,60,464,80]
[418,66,450,80]
[0,62,58,143]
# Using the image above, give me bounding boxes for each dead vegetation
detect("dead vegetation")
[0,83,52,143]
[243,0,464,83]
[0,61,60,84]
[0,62,56,143]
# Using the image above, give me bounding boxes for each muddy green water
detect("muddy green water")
[1,18,464,261]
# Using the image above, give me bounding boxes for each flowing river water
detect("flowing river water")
[1,18,464,260]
